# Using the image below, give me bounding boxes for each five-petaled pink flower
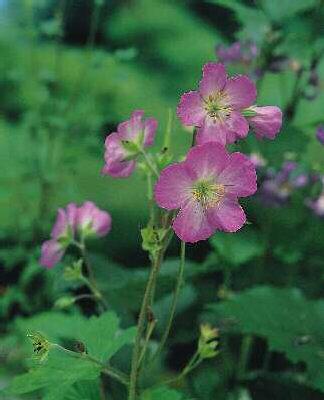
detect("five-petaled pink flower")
[247,106,282,140]
[154,143,257,243]
[103,110,158,178]
[177,62,257,146]
[40,202,111,268]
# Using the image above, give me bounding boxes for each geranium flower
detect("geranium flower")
[103,110,158,178]
[177,62,257,145]
[77,201,112,238]
[40,202,111,268]
[154,143,257,243]
[216,41,258,65]
[40,203,78,268]
[247,106,282,140]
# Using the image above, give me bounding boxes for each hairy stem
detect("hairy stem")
[153,241,186,359]
[128,249,165,400]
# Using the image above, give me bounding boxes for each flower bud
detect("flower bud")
[198,324,220,359]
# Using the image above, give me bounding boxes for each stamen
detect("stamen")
[203,92,232,122]
[192,181,226,209]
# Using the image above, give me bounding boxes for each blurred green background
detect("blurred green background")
[1,1,324,399]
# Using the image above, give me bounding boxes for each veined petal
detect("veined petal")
[248,106,282,139]
[173,200,214,243]
[207,197,246,232]
[154,163,193,210]
[224,75,256,109]
[177,91,205,126]
[102,159,136,178]
[218,153,257,197]
[199,62,227,98]
[184,142,229,180]
[225,111,249,139]
[196,119,229,146]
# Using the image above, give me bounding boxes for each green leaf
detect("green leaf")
[15,311,136,363]
[7,349,100,400]
[76,311,136,362]
[141,386,189,400]
[207,286,324,392]
[209,227,265,267]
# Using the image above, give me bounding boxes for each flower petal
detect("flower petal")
[218,153,257,197]
[207,197,246,232]
[177,91,205,126]
[154,163,193,210]
[40,240,64,269]
[196,119,230,146]
[185,142,229,180]
[117,110,144,140]
[173,200,214,243]
[199,62,227,98]
[51,208,68,239]
[224,75,256,109]
[248,106,282,139]
[143,117,158,147]
[225,111,249,139]
[103,133,136,178]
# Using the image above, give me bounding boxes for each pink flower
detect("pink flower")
[40,203,77,269]
[247,106,282,140]
[177,62,256,145]
[154,143,257,243]
[316,125,324,145]
[77,201,112,237]
[40,202,112,268]
[103,110,158,178]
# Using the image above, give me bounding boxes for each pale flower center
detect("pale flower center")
[192,180,226,209]
[203,93,232,122]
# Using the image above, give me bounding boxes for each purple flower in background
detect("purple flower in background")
[78,201,112,238]
[177,62,257,145]
[154,143,257,243]
[316,125,324,145]
[259,161,308,206]
[216,41,258,65]
[306,193,324,217]
[103,110,158,178]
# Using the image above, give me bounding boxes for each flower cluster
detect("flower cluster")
[40,201,111,268]
[102,110,158,178]
[177,62,282,146]
[100,62,283,243]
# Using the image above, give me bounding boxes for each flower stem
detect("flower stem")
[237,334,253,381]
[152,240,186,360]
[128,251,164,400]
[140,149,159,178]
[76,242,108,311]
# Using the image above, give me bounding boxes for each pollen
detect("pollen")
[204,92,232,122]
[192,180,225,208]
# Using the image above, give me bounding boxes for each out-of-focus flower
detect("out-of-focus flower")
[177,62,257,146]
[316,125,324,145]
[306,193,324,217]
[77,201,112,238]
[198,324,220,359]
[246,106,282,140]
[216,41,258,65]
[103,110,158,178]
[259,161,308,206]
[154,143,257,243]
[40,203,77,268]
[248,152,267,169]
[40,202,111,268]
